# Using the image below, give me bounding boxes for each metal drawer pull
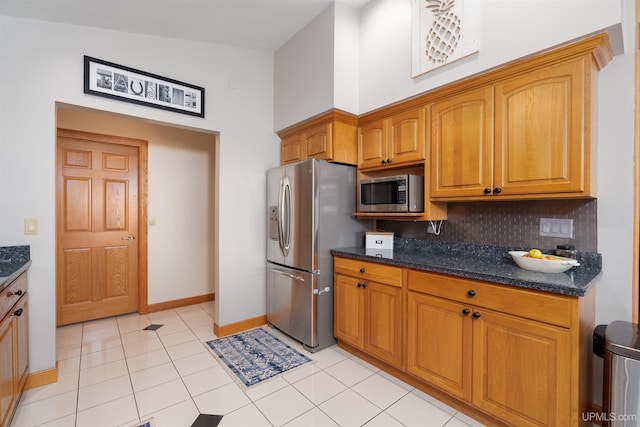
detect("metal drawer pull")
[13,308,23,317]
[269,269,305,282]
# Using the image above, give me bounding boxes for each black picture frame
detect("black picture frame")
[83,56,205,118]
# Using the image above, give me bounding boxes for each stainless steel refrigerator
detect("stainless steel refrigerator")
[266,159,368,352]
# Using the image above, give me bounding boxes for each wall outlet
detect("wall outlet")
[539,218,573,238]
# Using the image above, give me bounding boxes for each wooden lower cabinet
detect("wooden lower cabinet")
[407,292,472,401]
[334,257,594,427]
[334,259,404,368]
[0,272,29,427]
[472,308,571,426]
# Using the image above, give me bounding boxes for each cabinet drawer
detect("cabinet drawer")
[334,257,403,287]
[0,272,27,321]
[407,269,573,328]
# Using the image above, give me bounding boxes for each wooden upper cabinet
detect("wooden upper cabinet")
[389,107,426,165]
[305,123,332,160]
[358,106,426,170]
[358,120,388,169]
[429,37,609,201]
[430,86,494,198]
[277,110,358,165]
[281,134,306,165]
[494,58,589,196]
[431,58,593,200]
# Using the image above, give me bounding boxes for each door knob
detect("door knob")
[121,235,136,241]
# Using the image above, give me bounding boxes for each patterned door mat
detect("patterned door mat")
[205,328,313,388]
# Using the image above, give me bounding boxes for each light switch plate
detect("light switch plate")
[24,218,39,235]
[539,218,573,238]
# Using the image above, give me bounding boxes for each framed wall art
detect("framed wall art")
[411,0,480,77]
[83,56,205,118]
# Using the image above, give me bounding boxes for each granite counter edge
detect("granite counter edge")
[0,260,32,291]
[331,249,598,297]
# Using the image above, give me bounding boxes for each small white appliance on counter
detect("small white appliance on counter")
[365,232,394,258]
[266,159,369,352]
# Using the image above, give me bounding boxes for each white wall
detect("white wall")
[274,2,361,131]
[359,0,624,114]
[0,16,280,372]
[274,4,335,131]
[334,2,360,115]
[594,0,636,325]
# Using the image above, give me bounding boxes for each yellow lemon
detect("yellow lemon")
[528,249,543,259]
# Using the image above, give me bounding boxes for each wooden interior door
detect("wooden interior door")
[56,129,144,325]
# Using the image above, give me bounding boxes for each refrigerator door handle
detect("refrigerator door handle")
[269,268,305,282]
[280,176,291,257]
[277,177,287,257]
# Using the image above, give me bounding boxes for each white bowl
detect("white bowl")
[509,251,580,273]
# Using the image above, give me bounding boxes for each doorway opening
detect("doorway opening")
[55,103,217,323]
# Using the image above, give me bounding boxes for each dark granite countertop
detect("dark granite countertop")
[331,238,601,297]
[0,246,31,291]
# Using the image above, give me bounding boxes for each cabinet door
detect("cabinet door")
[364,281,403,368]
[14,298,28,391]
[305,123,332,161]
[334,274,365,348]
[407,292,472,400]
[472,309,571,427]
[388,107,426,166]
[358,120,388,169]
[281,134,306,165]
[431,86,493,198]
[494,59,586,196]
[0,315,15,427]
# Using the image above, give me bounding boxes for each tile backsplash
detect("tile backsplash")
[377,199,597,253]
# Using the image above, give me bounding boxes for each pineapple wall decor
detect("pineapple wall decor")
[411,0,480,77]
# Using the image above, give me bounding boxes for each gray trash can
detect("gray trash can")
[603,321,640,426]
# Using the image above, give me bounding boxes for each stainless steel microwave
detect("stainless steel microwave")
[359,174,424,213]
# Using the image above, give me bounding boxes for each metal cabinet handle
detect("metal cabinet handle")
[13,308,23,317]
[8,289,23,297]
[467,290,476,297]
[472,312,482,319]
[493,187,502,194]
[359,268,366,273]
[462,308,471,316]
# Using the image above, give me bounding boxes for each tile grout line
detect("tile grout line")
[116,313,145,425]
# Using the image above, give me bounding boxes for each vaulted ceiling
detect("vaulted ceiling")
[0,0,370,50]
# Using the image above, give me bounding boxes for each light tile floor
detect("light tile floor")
[11,302,486,427]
